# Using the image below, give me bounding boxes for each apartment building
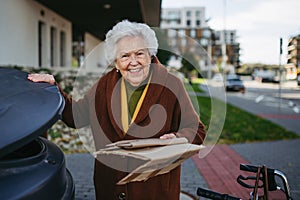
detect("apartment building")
[160,7,240,74]
[287,35,300,69]
[161,7,208,29]
[213,30,240,67]
[286,34,300,80]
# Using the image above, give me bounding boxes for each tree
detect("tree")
[153,29,173,65]
[180,51,199,77]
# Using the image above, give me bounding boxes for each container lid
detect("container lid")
[0,67,65,158]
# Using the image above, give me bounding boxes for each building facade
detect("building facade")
[0,0,72,68]
[161,7,240,76]
[213,30,240,67]
[287,35,300,77]
[161,7,208,29]
[0,0,161,69]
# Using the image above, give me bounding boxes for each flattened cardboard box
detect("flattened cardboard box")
[94,138,204,185]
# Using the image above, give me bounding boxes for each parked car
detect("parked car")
[0,67,75,200]
[252,69,276,82]
[225,75,245,93]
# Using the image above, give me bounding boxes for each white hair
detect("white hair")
[104,20,158,65]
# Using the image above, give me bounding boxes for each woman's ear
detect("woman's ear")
[151,55,155,62]
[114,62,119,72]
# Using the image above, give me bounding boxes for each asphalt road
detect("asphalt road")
[227,80,300,135]
[202,79,300,135]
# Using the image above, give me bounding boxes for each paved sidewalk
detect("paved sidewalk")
[65,153,208,200]
[66,139,300,200]
[65,153,208,199]
[193,140,300,200]
[66,139,300,199]
[231,139,300,199]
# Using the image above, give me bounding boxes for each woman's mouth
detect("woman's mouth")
[129,68,142,73]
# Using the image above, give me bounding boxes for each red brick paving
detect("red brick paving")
[193,144,250,199]
[192,144,288,199]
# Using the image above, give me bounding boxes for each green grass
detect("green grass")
[191,78,206,84]
[187,84,300,144]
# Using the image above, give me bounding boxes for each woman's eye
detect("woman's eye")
[119,55,129,60]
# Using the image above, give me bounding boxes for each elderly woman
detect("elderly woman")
[28,20,206,200]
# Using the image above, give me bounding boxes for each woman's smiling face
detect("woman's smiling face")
[114,36,152,87]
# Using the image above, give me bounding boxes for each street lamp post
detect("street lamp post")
[278,37,283,110]
[221,0,227,80]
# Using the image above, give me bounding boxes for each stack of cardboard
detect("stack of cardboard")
[94,138,204,185]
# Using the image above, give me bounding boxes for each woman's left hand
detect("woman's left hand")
[27,73,56,85]
[160,133,177,140]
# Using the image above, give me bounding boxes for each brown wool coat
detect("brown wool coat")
[60,57,206,200]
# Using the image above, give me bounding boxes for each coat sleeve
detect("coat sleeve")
[57,84,92,129]
[174,79,206,145]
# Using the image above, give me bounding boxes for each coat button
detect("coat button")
[118,192,126,200]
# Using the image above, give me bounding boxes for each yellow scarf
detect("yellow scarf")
[121,74,152,134]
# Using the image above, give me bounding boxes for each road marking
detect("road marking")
[255,95,264,103]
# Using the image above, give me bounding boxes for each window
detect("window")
[60,31,66,66]
[50,27,57,67]
[38,21,46,67]
[200,38,208,46]
[186,20,191,26]
[202,29,211,38]
[196,20,201,26]
[167,10,181,20]
[186,11,191,17]
[170,20,178,26]
[190,29,196,38]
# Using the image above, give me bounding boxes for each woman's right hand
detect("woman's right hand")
[27,73,56,85]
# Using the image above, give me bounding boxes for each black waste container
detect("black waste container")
[0,67,75,200]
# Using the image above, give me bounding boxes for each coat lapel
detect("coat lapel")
[103,70,126,139]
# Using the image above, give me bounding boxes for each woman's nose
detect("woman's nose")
[129,54,138,64]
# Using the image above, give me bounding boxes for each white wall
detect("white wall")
[0,0,72,67]
[84,32,108,70]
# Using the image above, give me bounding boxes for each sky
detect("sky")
[162,0,300,65]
